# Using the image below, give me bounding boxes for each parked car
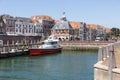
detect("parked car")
[95,37,101,41]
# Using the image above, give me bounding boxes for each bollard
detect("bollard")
[98,47,103,61]
[108,45,116,80]
[16,41,19,50]
[103,46,107,59]
[106,45,109,57]
[7,41,10,52]
[12,40,15,49]
[3,47,5,52]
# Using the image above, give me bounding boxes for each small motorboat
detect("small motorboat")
[29,36,62,56]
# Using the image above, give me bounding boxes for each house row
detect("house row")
[51,14,110,41]
[0,14,110,41]
[0,14,54,36]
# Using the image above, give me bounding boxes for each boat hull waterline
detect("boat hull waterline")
[29,48,62,56]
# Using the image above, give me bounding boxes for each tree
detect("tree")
[110,27,120,38]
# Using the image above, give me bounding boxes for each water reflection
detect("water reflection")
[0,51,97,80]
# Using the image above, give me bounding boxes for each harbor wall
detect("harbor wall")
[94,41,120,80]
[94,62,120,80]
[59,41,114,51]
[0,39,114,58]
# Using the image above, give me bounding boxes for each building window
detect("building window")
[23,30,24,34]
[26,30,27,33]
[29,29,30,33]
[16,29,18,32]
[31,30,33,33]
[19,28,21,32]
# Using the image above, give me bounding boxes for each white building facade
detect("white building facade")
[15,19,43,36]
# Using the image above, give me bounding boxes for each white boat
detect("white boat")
[29,36,62,56]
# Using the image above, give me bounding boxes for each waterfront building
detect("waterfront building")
[105,28,111,33]
[54,18,106,41]
[31,15,54,37]
[15,17,42,36]
[79,23,106,41]
[85,24,91,40]
[85,24,105,41]
[79,22,87,40]
[0,14,108,41]
[34,22,43,36]
[96,25,106,40]
[0,15,6,34]
[86,24,98,40]
[54,20,60,23]
[69,21,82,40]
[0,14,43,36]
[51,13,74,41]
[0,14,16,35]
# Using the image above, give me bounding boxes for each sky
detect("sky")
[0,0,120,28]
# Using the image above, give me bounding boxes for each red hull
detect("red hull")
[29,48,62,56]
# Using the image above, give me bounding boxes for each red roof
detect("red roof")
[69,21,82,29]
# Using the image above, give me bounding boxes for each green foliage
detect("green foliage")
[110,27,120,37]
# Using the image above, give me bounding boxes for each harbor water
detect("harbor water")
[0,51,98,80]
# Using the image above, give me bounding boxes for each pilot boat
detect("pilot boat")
[29,36,62,56]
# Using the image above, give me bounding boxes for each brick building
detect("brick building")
[31,15,54,37]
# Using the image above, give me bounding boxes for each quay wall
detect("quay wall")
[0,40,114,58]
[94,64,120,80]
[59,41,114,50]
[94,41,120,80]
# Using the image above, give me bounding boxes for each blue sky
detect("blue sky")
[0,0,120,28]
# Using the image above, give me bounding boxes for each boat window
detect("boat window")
[42,41,58,45]
[41,42,45,44]
[42,42,51,45]
[50,42,57,44]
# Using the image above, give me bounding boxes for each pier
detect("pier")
[94,41,120,80]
